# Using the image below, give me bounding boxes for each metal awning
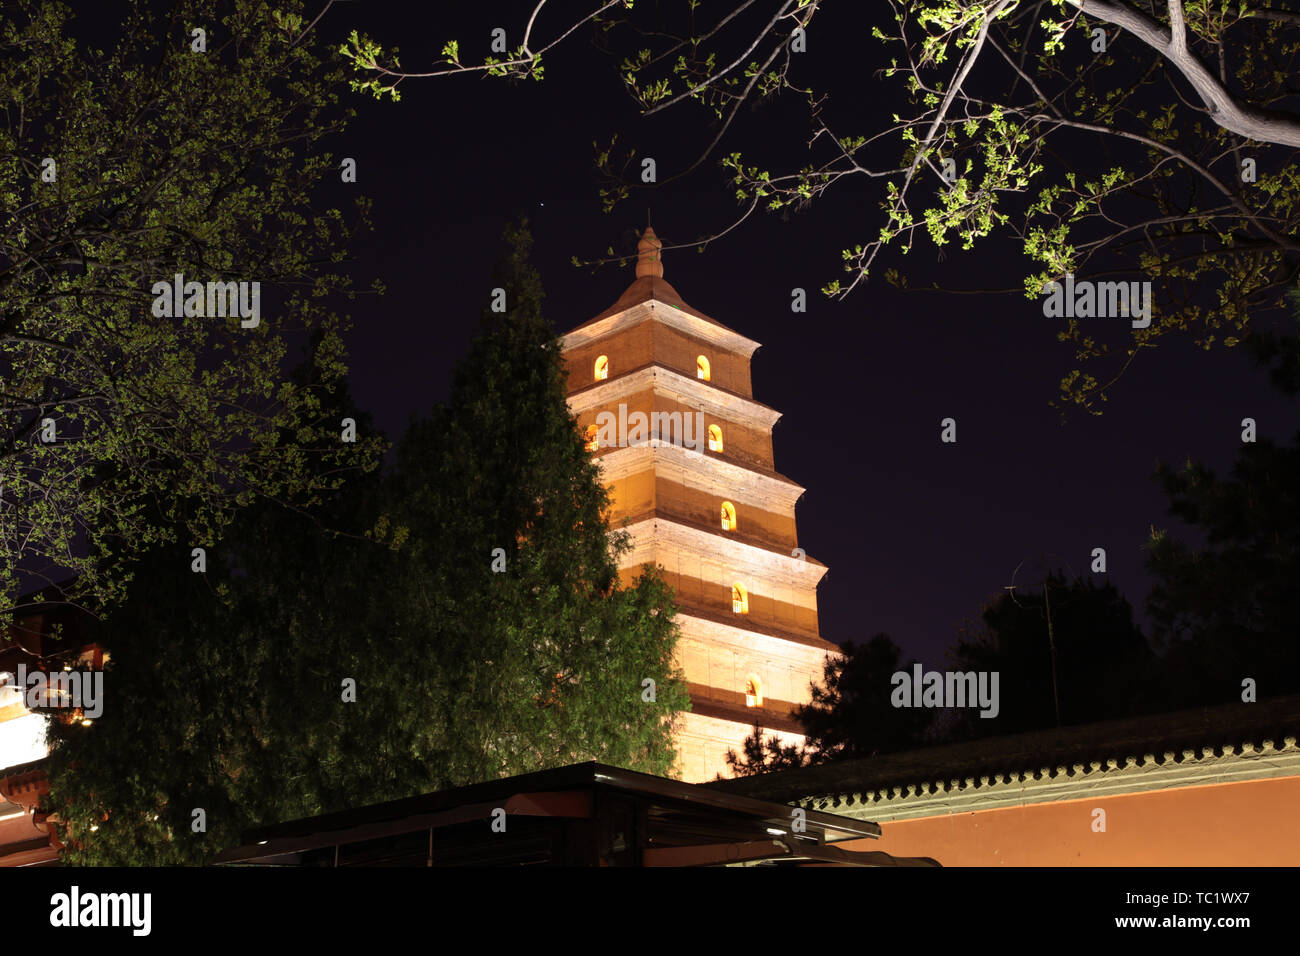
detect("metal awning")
[215,761,938,867]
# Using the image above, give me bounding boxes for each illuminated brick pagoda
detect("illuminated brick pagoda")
[561,228,840,781]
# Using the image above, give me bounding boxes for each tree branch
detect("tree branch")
[1065,0,1300,146]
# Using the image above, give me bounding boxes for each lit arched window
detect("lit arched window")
[584,424,599,453]
[707,424,723,452]
[594,355,609,381]
[720,501,737,531]
[732,583,749,615]
[745,675,763,708]
[697,355,711,381]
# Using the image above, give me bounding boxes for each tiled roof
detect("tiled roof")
[569,274,741,336]
[704,695,1300,815]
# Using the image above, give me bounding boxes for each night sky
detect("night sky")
[262,2,1292,667]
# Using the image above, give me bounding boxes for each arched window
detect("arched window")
[745,675,763,708]
[584,424,599,453]
[732,583,749,615]
[720,501,737,531]
[594,355,609,381]
[707,425,723,453]
[697,355,711,381]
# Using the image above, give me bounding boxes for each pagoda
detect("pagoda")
[561,228,840,782]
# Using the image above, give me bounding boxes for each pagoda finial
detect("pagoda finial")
[635,226,663,279]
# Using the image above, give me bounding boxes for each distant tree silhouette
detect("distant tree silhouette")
[799,635,933,758]
[1145,304,1300,706]
[722,723,809,778]
[947,575,1153,739]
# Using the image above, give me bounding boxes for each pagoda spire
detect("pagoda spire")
[635,227,664,279]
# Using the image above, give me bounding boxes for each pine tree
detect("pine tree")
[380,220,688,788]
[723,723,810,778]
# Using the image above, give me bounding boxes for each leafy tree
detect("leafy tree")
[948,573,1153,737]
[43,335,385,865]
[43,223,690,863]
[343,1,1300,411]
[0,0,383,619]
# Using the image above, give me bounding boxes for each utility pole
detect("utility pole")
[1042,566,1062,729]
[1006,556,1066,729]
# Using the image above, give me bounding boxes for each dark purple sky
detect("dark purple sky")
[317,1,1296,668]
